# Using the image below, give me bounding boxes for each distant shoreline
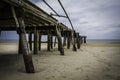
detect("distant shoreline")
[87,39,120,43]
[0,39,120,43]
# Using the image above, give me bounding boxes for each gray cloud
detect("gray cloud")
[30,0,120,39]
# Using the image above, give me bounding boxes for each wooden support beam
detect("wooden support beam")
[26,26,56,30]
[12,6,35,73]
[76,33,81,49]
[67,31,71,49]
[18,34,23,54]
[54,36,57,47]
[84,37,87,43]
[47,30,51,51]
[28,32,32,51]
[34,27,38,54]
[0,26,56,31]
[72,31,77,51]
[55,26,64,55]
[81,37,83,44]
[58,38,60,51]
[63,36,67,47]
[0,26,16,31]
[51,34,53,49]
[39,32,41,51]
[79,36,82,48]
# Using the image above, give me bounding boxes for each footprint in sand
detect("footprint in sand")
[104,74,114,80]
[102,67,110,72]
[75,67,83,72]
[61,76,67,79]
[84,75,90,80]
[101,50,105,52]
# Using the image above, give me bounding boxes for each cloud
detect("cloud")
[29,0,120,39]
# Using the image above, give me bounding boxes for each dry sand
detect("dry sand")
[0,42,120,80]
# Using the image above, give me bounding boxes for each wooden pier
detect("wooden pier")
[0,0,87,73]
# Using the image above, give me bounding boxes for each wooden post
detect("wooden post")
[55,26,64,55]
[84,36,86,43]
[54,37,57,47]
[12,7,35,73]
[47,30,51,51]
[18,34,23,54]
[50,34,53,49]
[76,33,81,49]
[72,30,77,51]
[28,32,32,51]
[81,37,83,44]
[39,32,41,51]
[34,27,38,54]
[67,31,71,49]
[63,35,67,47]
[58,38,60,51]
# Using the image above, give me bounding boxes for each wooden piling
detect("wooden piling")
[77,34,81,49]
[28,32,32,51]
[81,37,83,44]
[47,30,51,51]
[12,7,35,73]
[18,34,23,54]
[34,27,38,54]
[72,31,77,51]
[39,32,41,51]
[84,36,87,43]
[67,31,71,49]
[50,34,53,49]
[63,35,67,47]
[55,26,64,55]
[54,37,57,47]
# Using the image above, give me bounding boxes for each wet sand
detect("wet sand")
[0,42,120,80]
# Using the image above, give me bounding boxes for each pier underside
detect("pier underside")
[0,0,86,73]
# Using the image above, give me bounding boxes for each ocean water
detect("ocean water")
[0,39,18,43]
[87,39,120,43]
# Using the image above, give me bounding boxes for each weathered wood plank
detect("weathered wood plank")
[0,26,56,31]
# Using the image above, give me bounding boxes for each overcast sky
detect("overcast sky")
[0,0,120,40]
[29,0,120,39]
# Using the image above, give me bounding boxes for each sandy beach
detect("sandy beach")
[0,42,120,80]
